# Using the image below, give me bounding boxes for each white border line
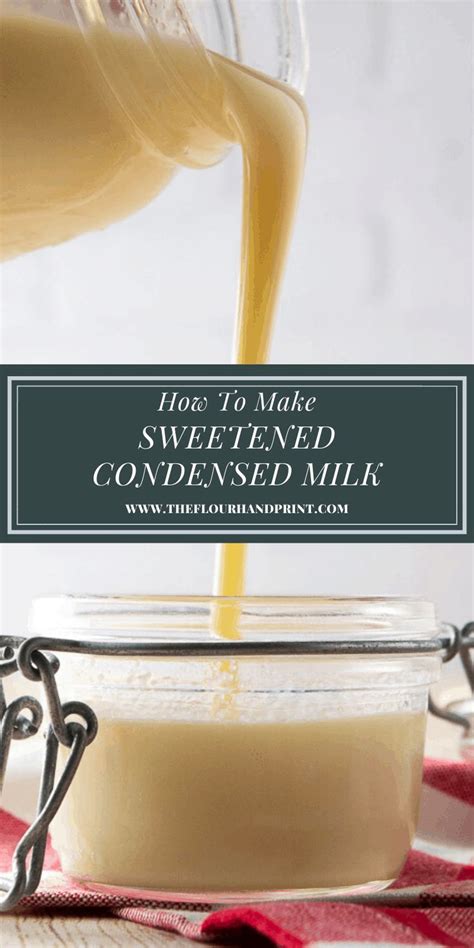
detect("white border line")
[7,375,467,536]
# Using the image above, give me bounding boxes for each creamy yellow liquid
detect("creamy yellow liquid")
[0,13,306,348]
[0,12,306,618]
[2,14,426,900]
[53,711,426,895]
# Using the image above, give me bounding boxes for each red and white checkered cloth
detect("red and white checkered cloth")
[1,758,473,946]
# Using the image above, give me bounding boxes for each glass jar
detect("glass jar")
[28,595,442,903]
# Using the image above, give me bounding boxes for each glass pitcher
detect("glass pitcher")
[1,0,308,87]
[0,0,308,256]
[0,0,308,360]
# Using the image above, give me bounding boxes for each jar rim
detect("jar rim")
[28,594,440,644]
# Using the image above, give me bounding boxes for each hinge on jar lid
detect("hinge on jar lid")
[428,621,474,759]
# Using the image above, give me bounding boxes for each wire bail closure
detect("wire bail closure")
[0,642,97,912]
[428,622,474,750]
[0,621,472,913]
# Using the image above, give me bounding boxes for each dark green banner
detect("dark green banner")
[1,365,471,542]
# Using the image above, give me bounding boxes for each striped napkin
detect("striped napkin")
[1,758,473,947]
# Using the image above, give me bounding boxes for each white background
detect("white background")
[1,1,472,645]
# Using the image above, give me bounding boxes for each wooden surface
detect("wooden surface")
[2,916,226,946]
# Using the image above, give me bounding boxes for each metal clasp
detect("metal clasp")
[0,642,97,912]
[428,622,474,758]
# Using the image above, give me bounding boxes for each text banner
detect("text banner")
[1,365,471,541]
